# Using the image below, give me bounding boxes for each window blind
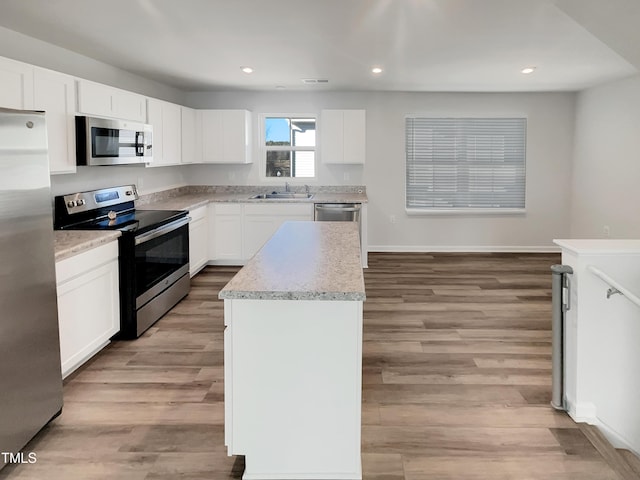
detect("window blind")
[405,117,526,211]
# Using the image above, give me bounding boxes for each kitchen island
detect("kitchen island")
[220,221,365,480]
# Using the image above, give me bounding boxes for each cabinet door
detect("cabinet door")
[212,204,243,260]
[146,97,165,165]
[201,109,223,163]
[0,56,34,110]
[113,89,146,123]
[162,101,182,165]
[222,109,251,164]
[243,215,281,260]
[147,98,182,167]
[55,243,120,379]
[76,80,114,118]
[343,109,365,164]
[189,206,208,276]
[243,204,313,259]
[321,109,365,164]
[77,79,146,122]
[181,106,200,164]
[320,109,344,165]
[33,68,76,174]
[201,109,251,164]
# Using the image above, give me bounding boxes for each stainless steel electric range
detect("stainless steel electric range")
[54,185,190,339]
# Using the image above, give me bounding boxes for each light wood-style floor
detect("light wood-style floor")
[1,252,638,479]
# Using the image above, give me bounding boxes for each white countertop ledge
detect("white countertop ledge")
[554,239,640,255]
[219,221,365,301]
[587,265,640,309]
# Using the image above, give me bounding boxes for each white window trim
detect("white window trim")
[404,115,528,215]
[258,112,318,183]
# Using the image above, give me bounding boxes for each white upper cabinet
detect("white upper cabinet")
[0,56,34,110]
[33,68,76,174]
[77,79,146,122]
[181,106,201,164]
[201,109,251,164]
[146,97,182,167]
[321,109,366,164]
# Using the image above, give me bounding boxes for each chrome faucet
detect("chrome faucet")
[304,184,310,194]
[285,182,290,192]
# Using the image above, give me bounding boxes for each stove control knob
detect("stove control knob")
[76,199,86,206]
[66,200,76,208]
[125,190,133,196]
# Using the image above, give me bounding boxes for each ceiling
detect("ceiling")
[0,0,638,93]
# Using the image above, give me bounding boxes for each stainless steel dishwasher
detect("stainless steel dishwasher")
[314,203,362,238]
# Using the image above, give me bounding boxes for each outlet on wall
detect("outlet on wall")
[343,172,350,181]
[137,176,144,190]
[390,215,396,224]
[603,225,610,237]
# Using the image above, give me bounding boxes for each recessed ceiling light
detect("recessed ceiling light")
[521,67,536,74]
[240,66,254,74]
[371,66,383,74]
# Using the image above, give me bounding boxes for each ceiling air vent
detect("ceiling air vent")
[301,78,329,84]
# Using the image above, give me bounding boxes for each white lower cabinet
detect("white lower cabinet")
[209,203,314,264]
[55,241,120,379]
[209,203,243,262]
[243,203,314,259]
[188,205,208,276]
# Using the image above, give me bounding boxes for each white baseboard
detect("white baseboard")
[595,418,640,456]
[567,402,640,457]
[368,245,561,253]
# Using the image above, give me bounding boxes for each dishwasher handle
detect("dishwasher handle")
[315,205,361,212]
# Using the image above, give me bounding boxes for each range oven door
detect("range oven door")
[134,217,190,309]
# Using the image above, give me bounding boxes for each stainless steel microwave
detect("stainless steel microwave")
[76,116,153,166]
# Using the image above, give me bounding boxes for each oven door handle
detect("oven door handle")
[134,216,191,246]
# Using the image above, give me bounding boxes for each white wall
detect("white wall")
[186,90,576,251]
[570,74,640,238]
[0,26,189,197]
[0,26,184,103]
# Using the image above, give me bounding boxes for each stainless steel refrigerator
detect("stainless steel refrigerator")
[0,108,63,468]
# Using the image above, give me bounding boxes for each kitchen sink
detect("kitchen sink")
[249,193,314,199]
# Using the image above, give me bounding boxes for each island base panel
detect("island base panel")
[224,299,363,480]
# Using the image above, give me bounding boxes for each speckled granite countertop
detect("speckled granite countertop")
[219,221,365,301]
[136,186,368,212]
[53,185,367,262]
[54,230,121,262]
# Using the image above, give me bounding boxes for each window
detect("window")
[405,117,526,213]
[264,116,316,178]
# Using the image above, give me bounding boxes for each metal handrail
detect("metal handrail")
[587,265,640,308]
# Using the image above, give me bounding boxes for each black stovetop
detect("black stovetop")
[59,209,187,235]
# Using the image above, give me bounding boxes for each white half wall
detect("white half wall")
[186,90,576,251]
[570,74,640,239]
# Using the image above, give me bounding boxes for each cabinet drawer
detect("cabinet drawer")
[244,203,313,217]
[214,203,243,215]
[189,205,208,222]
[56,241,119,284]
